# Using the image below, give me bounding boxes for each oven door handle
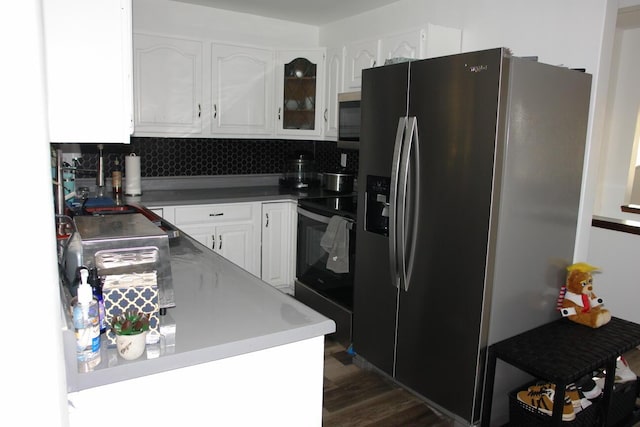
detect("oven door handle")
[297,207,354,229]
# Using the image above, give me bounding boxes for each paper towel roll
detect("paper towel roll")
[125,154,142,196]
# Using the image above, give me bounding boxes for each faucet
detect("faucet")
[54,148,65,216]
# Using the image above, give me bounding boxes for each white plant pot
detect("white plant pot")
[116,331,147,360]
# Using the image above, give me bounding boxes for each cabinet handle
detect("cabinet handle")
[265,213,269,228]
[213,104,217,119]
[198,104,201,118]
[218,235,222,250]
[211,235,215,250]
[278,107,281,120]
[209,212,224,217]
[324,108,328,122]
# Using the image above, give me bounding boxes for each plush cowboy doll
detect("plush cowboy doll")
[557,262,611,328]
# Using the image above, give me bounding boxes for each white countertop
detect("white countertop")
[62,230,335,392]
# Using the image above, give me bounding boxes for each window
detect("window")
[600,6,640,214]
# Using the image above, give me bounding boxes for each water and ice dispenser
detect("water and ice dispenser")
[364,175,390,236]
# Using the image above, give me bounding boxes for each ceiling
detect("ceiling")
[171,0,401,26]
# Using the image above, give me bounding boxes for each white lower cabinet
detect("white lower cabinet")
[149,200,296,292]
[162,202,261,277]
[261,201,297,294]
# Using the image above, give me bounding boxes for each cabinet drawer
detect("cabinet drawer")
[174,203,256,225]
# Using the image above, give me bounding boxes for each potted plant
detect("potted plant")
[110,311,150,360]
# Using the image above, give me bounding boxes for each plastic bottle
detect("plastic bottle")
[112,158,122,196]
[88,267,106,334]
[73,268,101,372]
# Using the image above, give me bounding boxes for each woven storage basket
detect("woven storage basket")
[605,378,638,427]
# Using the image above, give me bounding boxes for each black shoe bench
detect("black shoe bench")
[481,317,640,426]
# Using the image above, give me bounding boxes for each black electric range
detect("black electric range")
[294,193,357,346]
[297,194,357,220]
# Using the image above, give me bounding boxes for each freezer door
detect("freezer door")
[393,49,504,424]
[353,62,409,376]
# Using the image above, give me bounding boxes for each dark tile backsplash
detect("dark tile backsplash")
[56,137,358,179]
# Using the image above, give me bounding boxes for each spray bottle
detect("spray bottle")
[73,268,101,372]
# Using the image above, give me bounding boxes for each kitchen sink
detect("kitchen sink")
[70,200,180,240]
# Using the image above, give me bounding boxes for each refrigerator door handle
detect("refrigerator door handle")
[389,117,407,289]
[401,117,420,292]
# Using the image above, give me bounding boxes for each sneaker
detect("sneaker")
[616,356,637,383]
[576,375,602,399]
[566,383,592,414]
[517,384,576,421]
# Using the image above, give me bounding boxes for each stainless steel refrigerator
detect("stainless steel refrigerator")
[353,48,592,426]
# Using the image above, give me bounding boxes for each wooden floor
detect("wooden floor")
[322,338,640,427]
[322,338,455,427]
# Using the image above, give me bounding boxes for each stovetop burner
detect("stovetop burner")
[298,195,357,220]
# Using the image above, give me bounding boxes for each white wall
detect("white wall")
[320,0,466,47]
[134,0,319,48]
[1,0,69,426]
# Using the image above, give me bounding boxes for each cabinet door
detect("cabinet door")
[275,50,325,137]
[261,202,296,293]
[421,23,462,59]
[133,34,203,135]
[172,202,261,277]
[380,30,422,64]
[211,43,274,135]
[43,0,133,144]
[344,39,380,90]
[323,47,344,139]
[216,223,259,277]
[176,224,214,249]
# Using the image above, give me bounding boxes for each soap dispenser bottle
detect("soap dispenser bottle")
[73,268,101,372]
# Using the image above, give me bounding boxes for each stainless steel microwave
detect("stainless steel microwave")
[337,91,361,150]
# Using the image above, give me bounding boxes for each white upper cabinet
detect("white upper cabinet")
[43,0,133,144]
[211,43,274,135]
[133,34,203,135]
[275,49,325,138]
[421,23,462,59]
[323,47,344,139]
[344,39,380,90]
[380,29,422,64]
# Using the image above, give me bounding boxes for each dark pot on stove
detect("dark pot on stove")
[322,170,355,193]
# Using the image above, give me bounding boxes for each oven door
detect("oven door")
[296,207,355,309]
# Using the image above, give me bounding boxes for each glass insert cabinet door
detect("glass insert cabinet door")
[282,57,317,130]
